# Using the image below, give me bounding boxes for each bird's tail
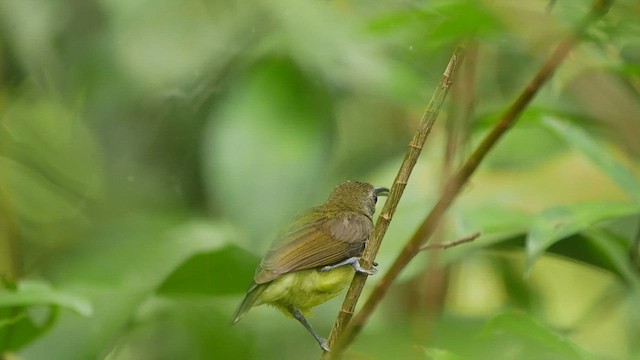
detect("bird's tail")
[231,282,266,325]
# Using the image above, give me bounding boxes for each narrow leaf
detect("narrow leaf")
[483,312,594,360]
[526,202,640,271]
[0,281,92,317]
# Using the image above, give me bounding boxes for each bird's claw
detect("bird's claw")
[320,257,378,275]
[320,339,330,352]
[353,262,377,275]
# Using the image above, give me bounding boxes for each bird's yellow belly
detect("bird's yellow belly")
[259,266,355,315]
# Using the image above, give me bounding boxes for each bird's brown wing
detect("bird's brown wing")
[254,210,373,284]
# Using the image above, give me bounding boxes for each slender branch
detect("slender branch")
[321,44,466,358]
[419,232,480,252]
[327,0,614,357]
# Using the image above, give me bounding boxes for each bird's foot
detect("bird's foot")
[319,338,330,352]
[320,257,377,275]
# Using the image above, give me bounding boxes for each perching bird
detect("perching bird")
[231,181,389,351]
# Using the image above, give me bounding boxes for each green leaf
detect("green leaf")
[0,281,92,317]
[583,228,640,291]
[482,312,594,360]
[19,216,232,360]
[526,202,640,271]
[0,280,92,352]
[158,244,259,296]
[0,308,57,353]
[542,117,640,202]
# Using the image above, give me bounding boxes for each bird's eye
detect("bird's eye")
[373,195,378,204]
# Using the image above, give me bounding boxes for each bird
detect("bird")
[231,181,389,351]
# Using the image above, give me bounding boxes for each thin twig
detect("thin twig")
[419,232,480,251]
[321,44,466,358]
[326,0,614,357]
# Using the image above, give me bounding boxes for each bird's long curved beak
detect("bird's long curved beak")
[374,186,390,197]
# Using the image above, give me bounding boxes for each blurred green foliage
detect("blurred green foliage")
[1,0,640,359]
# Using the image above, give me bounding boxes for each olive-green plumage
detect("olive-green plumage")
[231,181,388,351]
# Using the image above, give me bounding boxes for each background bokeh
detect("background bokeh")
[1,0,640,359]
